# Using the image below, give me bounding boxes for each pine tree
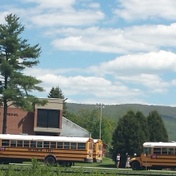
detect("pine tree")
[147,110,168,142]
[48,87,65,99]
[111,111,149,167]
[48,86,67,116]
[0,14,45,134]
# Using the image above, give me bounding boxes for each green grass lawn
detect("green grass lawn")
[75,157,116,168]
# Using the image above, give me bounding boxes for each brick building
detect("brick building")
[0,98,63,136]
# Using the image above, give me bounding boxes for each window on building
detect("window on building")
[37,109,60,128]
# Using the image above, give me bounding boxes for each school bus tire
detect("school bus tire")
[131,161,141,170]
[66,161,72,167]
[44,155,56,165]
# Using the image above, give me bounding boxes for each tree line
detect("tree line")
[111,110,168,167]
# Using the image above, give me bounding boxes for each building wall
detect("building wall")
[34,98,63,135]
[0,99,90,137]
[0,98,63,135]
[0,107,34,135]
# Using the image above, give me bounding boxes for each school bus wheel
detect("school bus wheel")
[131,161,141,170]
[44,155,56,165]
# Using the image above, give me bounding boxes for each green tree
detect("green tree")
[147,110,168,142]
[76,108,99,137]
[0,14,45,134]
[135,111,149,143]
[48,87,65,99]
[111,111,148,167]
[67,107,115,145]
[48,86,67,116]
[101,117,115,145]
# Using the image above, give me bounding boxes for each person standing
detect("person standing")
[126,155,130,168]
[116,153,120,168]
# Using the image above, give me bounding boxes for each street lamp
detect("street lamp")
[96,103,104,139]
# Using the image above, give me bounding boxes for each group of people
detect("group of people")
[116,153,131,168]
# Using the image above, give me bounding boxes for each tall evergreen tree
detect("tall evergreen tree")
[135,111,149,143]
[111,111,148,167]
[0,14,45,134]
[48,86,67,116]
[48,87,65,99]
[147,110,168,142]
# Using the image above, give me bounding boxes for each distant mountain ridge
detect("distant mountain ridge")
[67,103,176,141]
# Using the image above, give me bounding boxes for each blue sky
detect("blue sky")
[1,0,176,105]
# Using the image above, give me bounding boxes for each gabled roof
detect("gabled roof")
[60,117,90,137]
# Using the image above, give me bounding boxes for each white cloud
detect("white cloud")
[49,23,176,53]
[91,50,176,75]
[25,68,143,104]
[1,0,104,27]
[30,10,104,27]
[118,74,169,93]
[21,0,75,9]
[114,0,176,20]
[1,0,176,105]
[24,50,176,104]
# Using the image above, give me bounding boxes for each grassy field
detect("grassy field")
[0,158,118,176]
[75,157,116,168]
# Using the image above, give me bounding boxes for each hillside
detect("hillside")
[67,103,176,141]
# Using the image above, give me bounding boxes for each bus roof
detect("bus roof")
[143,142,176,147]
[0,134,92,143]
[93,139,102,143]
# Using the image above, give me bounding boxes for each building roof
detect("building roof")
[60,117,90,137]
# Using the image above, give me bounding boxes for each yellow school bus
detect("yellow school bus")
[93,139,103,162]
[0,134,94,166]
[130,142,176,170]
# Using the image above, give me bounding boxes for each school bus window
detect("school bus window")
[24,140,30,147]
[154,147,161,154]
[2,140,10,147]
[31,141,36,148]
[37,141,43,148]
[11,140,16,147]
[89,143,93,150]
[17,140,23,147]
[168,148,174,155]
[57,142,63,149]
[64,142,70,149]
[51,142,56,148]
[71,142,76,149]
[162,148,167,155]
[99,144,102,150]
[78,143,85,150]
[144,147,151,155]
[44,141,49,148]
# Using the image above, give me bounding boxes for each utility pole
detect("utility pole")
[96,103,104,139]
